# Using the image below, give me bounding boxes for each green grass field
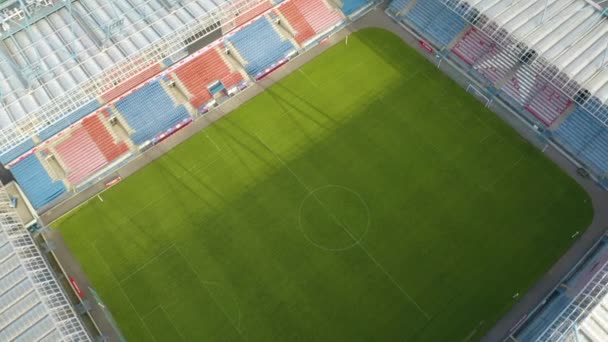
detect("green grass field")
[55,29,593,341]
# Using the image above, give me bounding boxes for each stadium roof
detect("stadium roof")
[444,0,608,125]
[0,188,90,341]
[0,0,265,153]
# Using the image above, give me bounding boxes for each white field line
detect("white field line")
[253,132,431,321]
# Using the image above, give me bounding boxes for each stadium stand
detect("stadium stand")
[101,63,164,103]
[172,47,244,108]
[0,188,90,341]
[0,0,261,163]
[37,98,102,141]
[55,128,109,185]
[278,2,316,44]
[0,0,353,212]
[555,107,608,174]
[113,80,191,145]
[340,0,372,16]
[82,114,130,162]
[0,138,35,165]
[277,0,343,45]
[226,16,296,78]
[405,0,466,47]
[10,154,66,209]
[234,0,273,26]
[474,46,517,84]
[514,236,608,342]
[525,83,573,126]
[451,28,495,66]
[500,67,572,125]
[54,116,129,185]
[388,0,412,14]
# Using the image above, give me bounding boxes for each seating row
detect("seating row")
[555,106,608,173]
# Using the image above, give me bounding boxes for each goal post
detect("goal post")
[466,84,492,108]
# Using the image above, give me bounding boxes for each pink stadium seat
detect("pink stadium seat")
[55,127,109,185]
[277,5,316,44]
[525,83,573,126]
[279,0,343,45]
[452,28,494,65]
[503,69,573,126]
[82,115,129,162]
[101,63,163,103]
[173,48,243,108]
[296,0,343,35]
[234,0,273,27]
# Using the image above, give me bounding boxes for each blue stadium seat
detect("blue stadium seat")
[226,17,296,78]
[11,154,66,209]
[114,81,191,145]
[388,0,412,14]
[514,292,572,341]
[555,106,608,173]
[406,0,467,47]
[0,138,35,165]
[341,0,372,16]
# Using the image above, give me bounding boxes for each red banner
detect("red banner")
[419,40,434,54]
[68,276,85,299]
[105,176,122,189]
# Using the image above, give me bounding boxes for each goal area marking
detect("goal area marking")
[467,84,492,108]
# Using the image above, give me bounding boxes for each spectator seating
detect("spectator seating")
[502,69,535,105]
[53,114,130,185]
[37,98,102,141]
[10,154,66,209]
[514,291,573,342]
[406,0,467,47]
[525,82,572,126]
[555,106,608,173]
[277,2,315,44]
[55,127,109,185]
[501,66,572,125]
[388,0,412,14]
[82,115,130,162]
[278,0,343,45]
[582,98,608,123]
[341,0,371,16]
[101,63,164,103]
[0,138,35,165]
[114,80,191,144]
[452,28,495,65]
[226,17,296,78]
[475,46,517,84]
[234,0,273,26]
[172,47,243,108]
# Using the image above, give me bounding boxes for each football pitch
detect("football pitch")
[55,28,593,341]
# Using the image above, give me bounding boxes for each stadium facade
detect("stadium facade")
[2,0,608,340]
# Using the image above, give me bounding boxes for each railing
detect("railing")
[0,185,90,340]
[440,0,608,128]
[0,0,268,154]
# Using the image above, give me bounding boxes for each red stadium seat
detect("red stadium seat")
[278,0,343,45]
[82,115,129,162]
[173,48,243,108]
